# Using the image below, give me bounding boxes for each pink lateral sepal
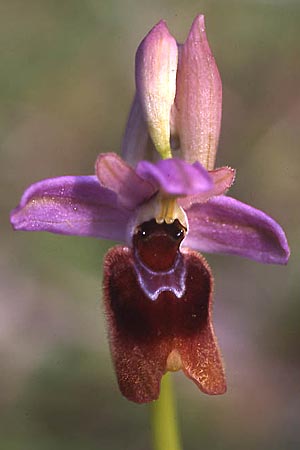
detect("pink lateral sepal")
[174,15,222,169]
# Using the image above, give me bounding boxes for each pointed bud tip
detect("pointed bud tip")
[151,19,169,34]
[186,14,214,59]
[189,14,206,37]
[136,19,174,55]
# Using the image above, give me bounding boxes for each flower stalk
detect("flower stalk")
[151,373,182,450]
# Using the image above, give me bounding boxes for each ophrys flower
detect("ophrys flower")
[10,16,289,403]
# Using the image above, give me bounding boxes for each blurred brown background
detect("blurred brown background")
[1,0,300,449]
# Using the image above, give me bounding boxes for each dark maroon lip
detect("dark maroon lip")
[103,245,225,403]
[133,219,186,271]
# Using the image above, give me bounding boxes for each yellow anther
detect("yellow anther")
[155,195,187,227]
[156,196,175,224]
[131,192,188,236]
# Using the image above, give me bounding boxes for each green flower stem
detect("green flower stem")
[150,373,182,450]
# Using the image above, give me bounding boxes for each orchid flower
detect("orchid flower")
[10,16,289,404]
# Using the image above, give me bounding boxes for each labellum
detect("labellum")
[103,213,226,403]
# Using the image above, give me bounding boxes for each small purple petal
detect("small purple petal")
[174,15,222,169]
[209,167,236,192]
[136,158,213,197]
[96,153,156,209]
[10,176,131,241]
[179,166,236,209]
[184,196,290,264]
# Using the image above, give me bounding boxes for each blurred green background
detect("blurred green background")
[1,0,300,449]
